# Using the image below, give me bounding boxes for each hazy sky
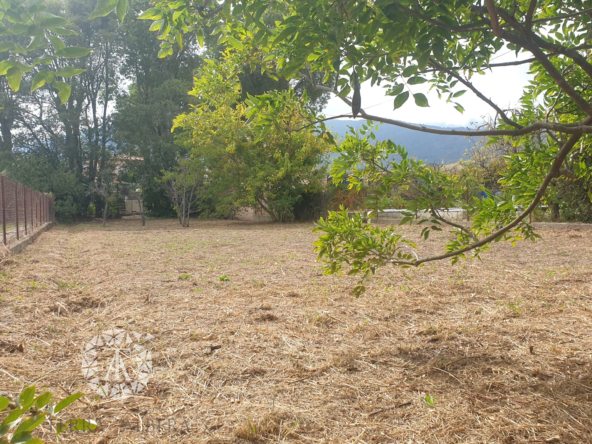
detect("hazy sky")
[323,52,534,128]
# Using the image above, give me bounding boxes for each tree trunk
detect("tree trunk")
[0,116,14,153]
[140,195,146,227]
[102,198,108,227]
[551,203,560,222]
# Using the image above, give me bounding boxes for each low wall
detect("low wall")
[7,222,55,255]
[235,207,273,222]
[350,208,468,223]
[532,222,592,230]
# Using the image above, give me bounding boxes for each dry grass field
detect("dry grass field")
[1,219,592,443]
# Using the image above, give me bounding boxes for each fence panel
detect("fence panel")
[0,175,55,247]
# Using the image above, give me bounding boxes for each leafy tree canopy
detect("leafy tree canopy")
[0,0,131,104]
[173,52,332,222]
[142,0,592,293]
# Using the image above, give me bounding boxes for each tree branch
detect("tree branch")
[357,111,592,136]
[429,59,522,129]
[530,34,592,81]
[431,209,478,242]
[298,114,353,131]
[388,121,589,266]
[524,0,537,29]
[421,57,537,74]
[311,83,592,136]
[485,0,502,37]
[392,1,489,33]
[531,7,592,24]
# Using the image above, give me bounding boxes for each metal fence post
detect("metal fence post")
[15,182,19,240]
[1,176,6,245]
[466,182,469,222]
[24,186,28,236]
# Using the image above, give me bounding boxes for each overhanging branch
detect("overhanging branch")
[421,57,537,74]
[429,58,522,129]
[310,84,592,136]
[388,120,590,266]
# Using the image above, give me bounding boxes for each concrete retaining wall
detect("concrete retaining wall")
[350,208,468,223]
[532,222,592,230]
[7,222,55,254]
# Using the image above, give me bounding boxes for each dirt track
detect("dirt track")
[1,219,592,443]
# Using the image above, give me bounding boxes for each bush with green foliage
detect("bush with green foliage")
[0,154,88,221]
[0,386,95,444]
[173,53,331,222]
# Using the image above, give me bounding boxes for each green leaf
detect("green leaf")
[6,67,22,92]
[1,408,25,427]
[0,60,14,76]
[402,65,418,77]
[55,47,92,58]
[5,10,26,24]
[407,76,427,85]
[226,37,243,50]
[149,19,164,31]
[31,71,55,91]
[453,90,466,98]
[16,387,35,410]
[157,46,172,58]
[48,27,78,36]
[12,44,27,55]
[116,0,128,22]
[10,24,28,35]
[13,414,46,435]
[388,83,404,96]
[394,91,409,109]
[27,35,46,51]
[138,8,163,20]
[337,85,351,98]
[55,67,86,77]
[34,393,52,410]
[9,431,33,444]
[0,41,15,52]
[40,17,69,27]
[53,393,84,414]
[417,51,431,70]
[52,80,71,104]
[15,62,32,73]
[274,27,297,44]
[89,0,119,20]
[0,397,9,412]
[413,92,429,107]
[33,55,54,65]
[48,35,65,51]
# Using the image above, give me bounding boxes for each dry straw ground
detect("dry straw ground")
[1,219,591,443]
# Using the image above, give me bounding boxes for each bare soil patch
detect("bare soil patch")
[1,219,592,443]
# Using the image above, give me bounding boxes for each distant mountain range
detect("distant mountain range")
[326,119,479,164]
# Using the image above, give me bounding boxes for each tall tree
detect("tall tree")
[113,0,200,216]
[142,0,592,291]
[173,53,331,222]
[1,0,124,219]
